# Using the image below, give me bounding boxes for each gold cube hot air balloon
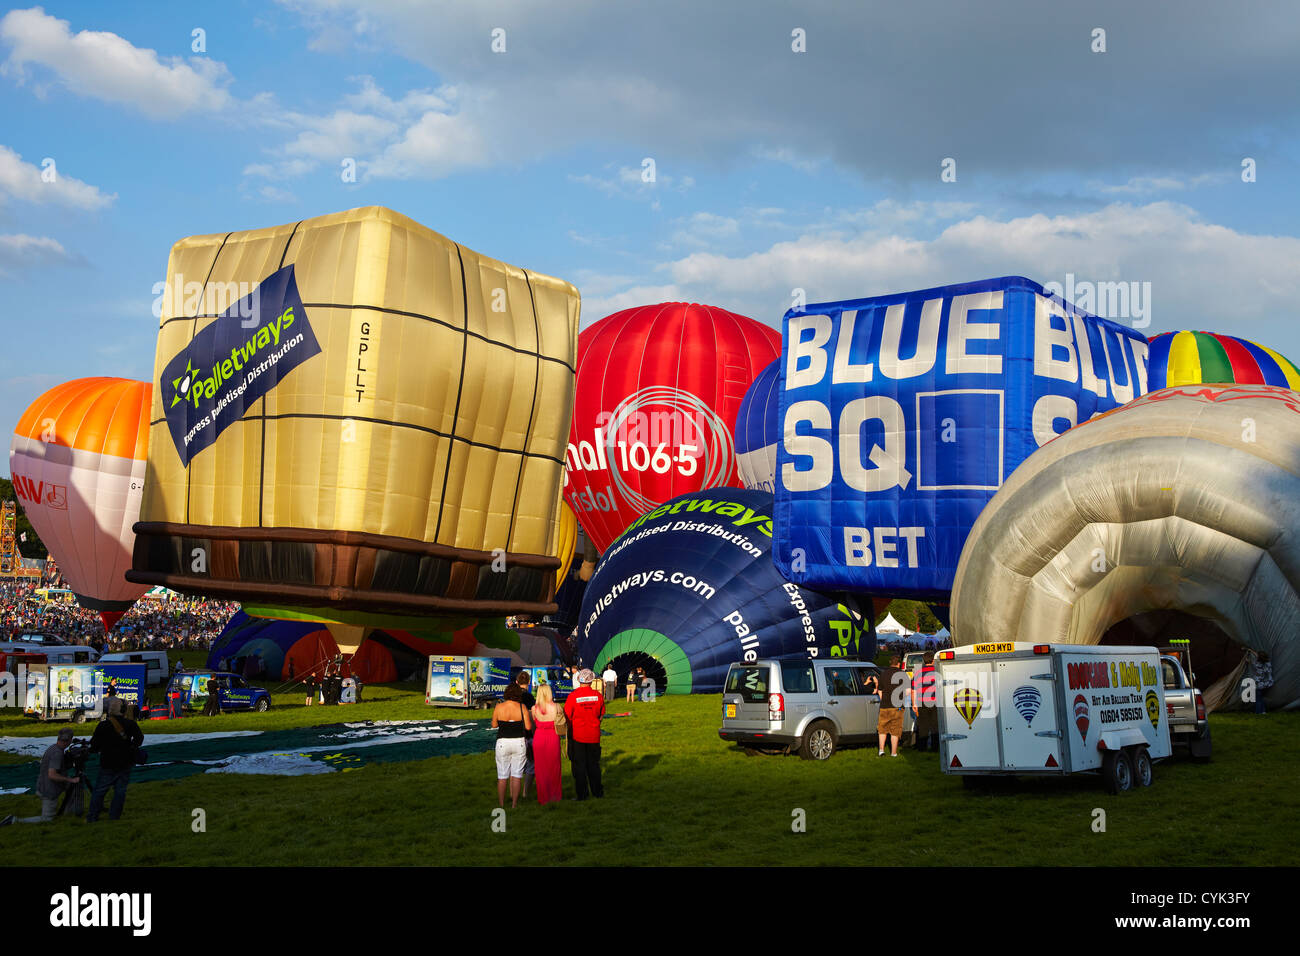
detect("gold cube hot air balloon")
[128,206,579,619]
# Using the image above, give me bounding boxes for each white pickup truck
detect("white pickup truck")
[936,642,1186,793]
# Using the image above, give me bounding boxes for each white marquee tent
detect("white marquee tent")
[874,612,913,637]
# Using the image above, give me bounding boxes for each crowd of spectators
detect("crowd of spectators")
[876,636,954,657]
[0,581,238,653]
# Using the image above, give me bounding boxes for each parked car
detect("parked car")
[166,671,271,712]
[1160,643,1211,761]
[718,657,881,760]
[7,631,71,645]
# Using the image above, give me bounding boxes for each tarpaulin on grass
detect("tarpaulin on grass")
[0,720,495,793]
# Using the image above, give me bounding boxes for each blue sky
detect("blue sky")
[2,0,1299,460]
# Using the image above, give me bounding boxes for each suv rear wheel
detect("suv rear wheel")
[799,720,837,761]
[1188,724,1212,762]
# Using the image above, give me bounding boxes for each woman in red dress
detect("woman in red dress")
[530,683,564,804]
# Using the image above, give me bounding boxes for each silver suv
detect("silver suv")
[1160,647,1212,760]
[718,657,881,760]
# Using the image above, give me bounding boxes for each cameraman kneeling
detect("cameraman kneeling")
[86,697,145,824]
[1,727,81,825]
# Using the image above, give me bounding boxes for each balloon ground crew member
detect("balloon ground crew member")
[563,668,605,800]
[86,696,145,823]
[0,727,80,825]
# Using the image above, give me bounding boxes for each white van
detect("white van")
[0,642,98,665]
[98,650,170,686]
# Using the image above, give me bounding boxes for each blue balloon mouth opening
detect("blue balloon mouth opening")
[603,652,669,694]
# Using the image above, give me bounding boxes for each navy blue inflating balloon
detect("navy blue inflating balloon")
[734,358,779,493]
[576,488,870,693]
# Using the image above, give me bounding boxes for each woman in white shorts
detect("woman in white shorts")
[492,693,532,808]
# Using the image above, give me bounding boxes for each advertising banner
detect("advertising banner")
[24,664,146,718]
[511,665,572,702]
[576,488,869,693]
[426,656,469,706]
[467,657,511,702]
[23,668,46,715]
[161,264,321,467]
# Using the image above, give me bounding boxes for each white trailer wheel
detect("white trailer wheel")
[1133,747,1154,787]
[1103,751,1133,794]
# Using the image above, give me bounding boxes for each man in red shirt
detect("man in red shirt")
[563,668,605,799]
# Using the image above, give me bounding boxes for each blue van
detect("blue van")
[509,665,573,703]
[167,671,271,712]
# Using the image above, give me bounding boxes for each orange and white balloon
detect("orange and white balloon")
[9,378,151,631]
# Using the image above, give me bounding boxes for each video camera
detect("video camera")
[63,738,92,778]
[55,738,93,818]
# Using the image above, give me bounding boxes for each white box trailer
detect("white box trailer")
[425,655,512,708]
[935,642,1172,793]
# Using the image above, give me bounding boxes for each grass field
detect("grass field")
[1,657,1296,866]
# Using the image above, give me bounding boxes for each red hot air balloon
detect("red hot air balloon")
[1073,694,1091,742]
[564,303,781,552]
[9,379,151,631]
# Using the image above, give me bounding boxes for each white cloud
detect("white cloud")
[819,199,979,236]
[580,283,684,326]
[243,158,316,180]
[0,145,114,209]
[282,110,398,160]
[365,106,488,179]
[277,0,1300,184]
[585,203,1300,344]
[671,212,740,247]
[340,76,454,120]
[241,77,489,182]
[567,172,622,198]
[256,185,299,203]
[0,232,72,274]
[274,79,469,167]
[1094,173,1224,195]
[753,146,824,174]
[0,7,233,118]
[570,165,694,200]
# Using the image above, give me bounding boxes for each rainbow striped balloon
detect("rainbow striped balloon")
[1148,331,1300,390]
